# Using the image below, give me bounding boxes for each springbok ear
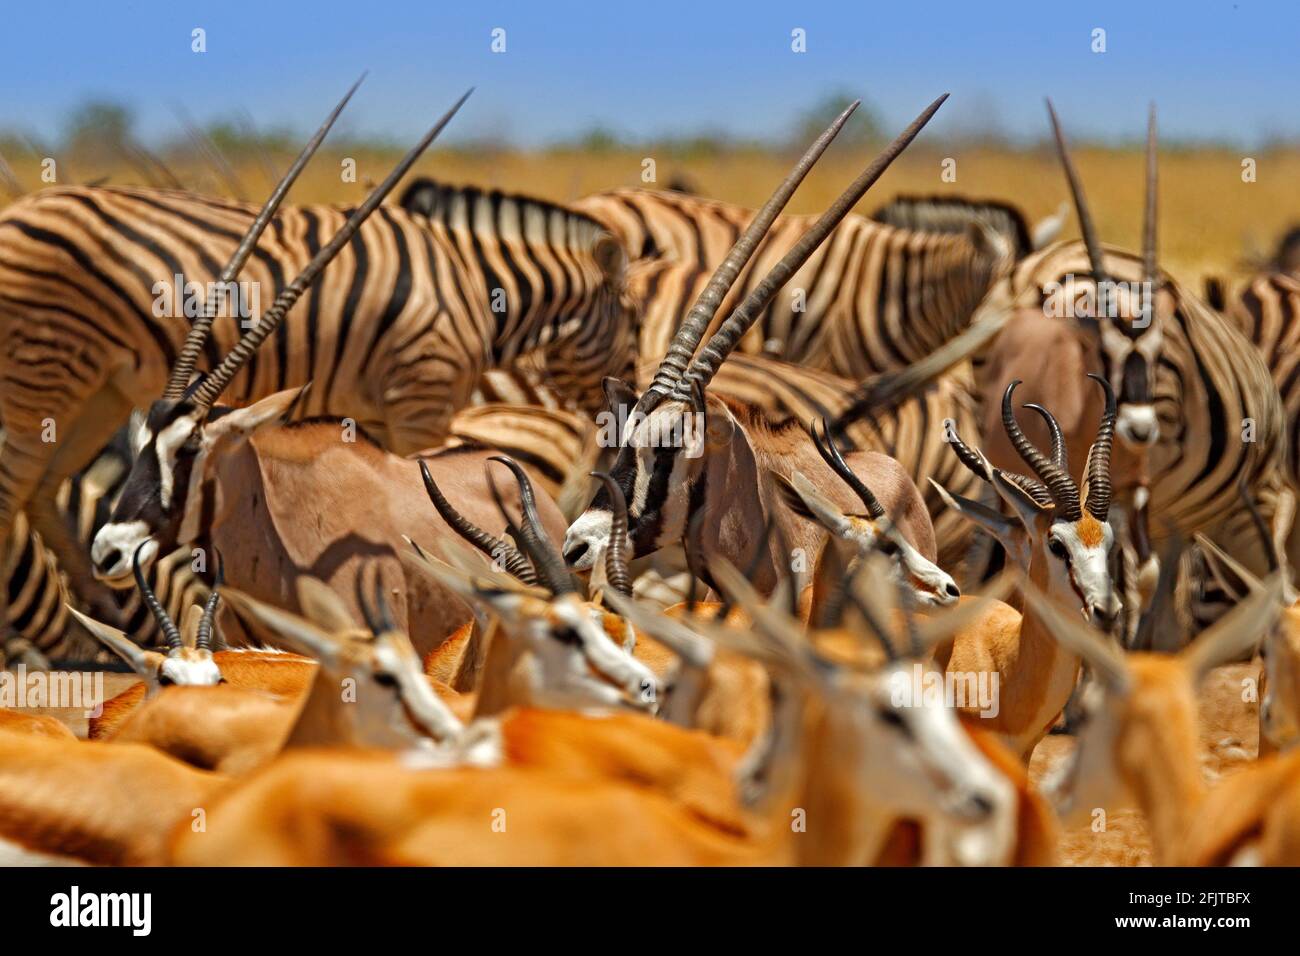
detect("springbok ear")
[1179,573,1287,683]
[1193,533,1259,602]
[220,586,344,664]
[69,606,164,680]
[772,470,852,537]
[930,479,1027,558]
[989,469,1051,531]
[296,576,362,632]
[1019,579,1132,692]
[204,386,306,446]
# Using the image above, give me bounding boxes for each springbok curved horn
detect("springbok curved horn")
[189,88,472,408]
[639,100,861,412]
[1082,373,1117,521]
[1045,99,1112,320]
[1022,402,1068,472]
[163,75,365,400]
[674,95,947,397]
[589,472,633,597]
[1001,380,1080,518]
[488,456,577,596]
[1142,102,1159,307]
[133,543,182,652]
[195,551,224,652]
[810,419,885,518]
[419,460,537,585]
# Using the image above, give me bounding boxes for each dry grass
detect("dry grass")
[4,144,1298,291]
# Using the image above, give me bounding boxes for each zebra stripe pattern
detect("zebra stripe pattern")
[568,187,1022,380]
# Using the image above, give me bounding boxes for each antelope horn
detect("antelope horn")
[1001,380,1080,517]
[1046,98,1111,320]
[419,460,537,585]
[189,88,472,408]
[639,100,861,412]
[1083,373,1117,520]
[811,419,885,519]
[133,542,182,652]
[163,75,365,399]
[488,456,577,596]
[1141,103,1160,328]
[589,472,633,597]
[195,551,224,652]
[1022,402,1068,472]
[355,564,397,636]
[674,94,948,396]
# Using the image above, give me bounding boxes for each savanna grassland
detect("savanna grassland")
[3,142,1297,292]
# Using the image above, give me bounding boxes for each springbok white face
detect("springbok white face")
[565,392,709,571]
[69,604,222,696]
[1039,507,1121,628]
[841,663,1012,837]
[775,470,958,609]
[221,578,463,746]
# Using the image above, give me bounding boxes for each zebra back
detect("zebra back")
[572,187,1017,382]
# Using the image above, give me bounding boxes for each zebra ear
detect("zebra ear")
[592,235,627,283]
[966,220,1011,262]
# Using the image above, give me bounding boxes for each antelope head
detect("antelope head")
[70,544,224,693]
[1047,100,1165,449]
[564,94,948,572]
[411,456,662,713]
[221,569,464,746]
[936,376,1122,629]
[90,84,471,583]
[772,420,959,609]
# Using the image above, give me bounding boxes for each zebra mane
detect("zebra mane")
[870,194,1033,259]
[398,177,613,249]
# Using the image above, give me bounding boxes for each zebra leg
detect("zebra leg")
[0,431,58,667]
[23,388,134,631]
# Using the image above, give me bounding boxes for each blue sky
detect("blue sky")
[2,0,1297,146]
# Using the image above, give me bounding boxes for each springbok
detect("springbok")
[167,558,1016,867]
[926,376,1121,759]
[563,96,949,603]
[1023,574,1300,865]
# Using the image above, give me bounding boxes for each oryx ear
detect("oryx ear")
[773,470,852,537]
[220,586,344,664]
[1179,573,1287,683]
[602,377,637,416]
[1019,580,1132,692]
[204,386,306,447]
[1031,200,1069,250]
[703,395,735,449]
[990,469,1051,531]
[128,409,149,456]
[930,478,1027,558]
[68,606,165,681]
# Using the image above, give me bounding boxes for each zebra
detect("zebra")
[0,86,635,659]
[564,187,1047,380]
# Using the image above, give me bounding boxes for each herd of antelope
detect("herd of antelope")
[3,81,1300,868]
